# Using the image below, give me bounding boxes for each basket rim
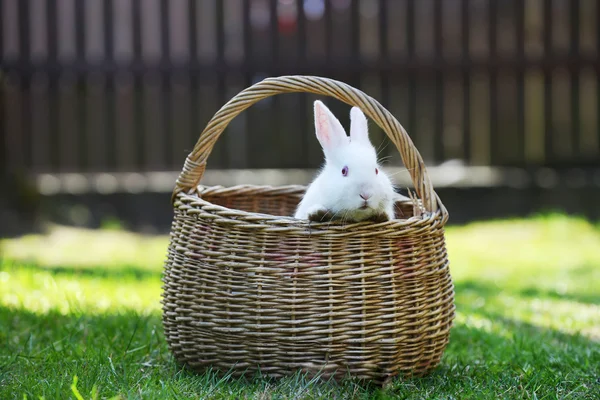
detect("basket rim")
[175,184,448,233]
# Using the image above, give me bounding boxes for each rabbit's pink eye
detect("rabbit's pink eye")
[342,166,349,176]
[375,168,379,175]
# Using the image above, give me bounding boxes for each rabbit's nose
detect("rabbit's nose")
[360,192,372,200]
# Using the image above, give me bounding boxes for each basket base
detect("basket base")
[162,319,451,385]
[170,354,445,386]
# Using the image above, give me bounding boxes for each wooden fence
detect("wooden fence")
[2,0,599,178]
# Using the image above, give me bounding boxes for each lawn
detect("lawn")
[1,214,599,399]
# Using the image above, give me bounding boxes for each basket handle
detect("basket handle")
[173,75,442,214]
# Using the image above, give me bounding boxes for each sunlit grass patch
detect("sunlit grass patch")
[0,264,161,315]
[446,213,600,300]
[0,224,169,272]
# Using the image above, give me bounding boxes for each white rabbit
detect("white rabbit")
[294,100,403,223]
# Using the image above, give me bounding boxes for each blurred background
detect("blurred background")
[3,3,600,396]
[1,0,599,235]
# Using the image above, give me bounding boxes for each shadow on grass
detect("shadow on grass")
[0,306,173,399]
[0,305,382,398]
[389,312,599,398]
[1,303,599,399]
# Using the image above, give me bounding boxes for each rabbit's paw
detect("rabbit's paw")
[368,211,391,223]
[307,205,331,222]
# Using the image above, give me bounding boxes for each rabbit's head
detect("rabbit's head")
[312,100,396,221]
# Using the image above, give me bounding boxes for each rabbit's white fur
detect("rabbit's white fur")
[294,100,398,222]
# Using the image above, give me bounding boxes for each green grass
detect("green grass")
[1,214,599,399]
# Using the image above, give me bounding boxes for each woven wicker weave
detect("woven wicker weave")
[162,76,455,384]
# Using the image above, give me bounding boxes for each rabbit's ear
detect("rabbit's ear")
[349,106,370,144]
[314,100,348,154]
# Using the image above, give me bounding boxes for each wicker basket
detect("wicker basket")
[162,76,455,384]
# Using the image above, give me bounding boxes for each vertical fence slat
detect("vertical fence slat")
[297,0,310,167]
[57,0,79,172]
[213,0,226,168]
[83,2,104,171]
[407,0,416,143]
[570,0,580,159]
[269,0,279,65]
[0,0,5,176]
[132,0,143,170]
[101,0,114,62]
[351,0,359,82]
[271,0,302,168]
[47,0,59,169]
[113,1,135,172]
[11,0,31,173]
[357,0,386,153]
[488,0,498,165]
[304,3,324,168]
[461,0,471,164]
[379,0,391,161]
[378,0,388,67]
[296,0,306,64]
[378,0,388,87]
[597,0,600,157]
[188,0,198,62]
[75,0,86,170]
[4,76,23,174]
[188,0,199,154]
[0,0,4,59]
[350,0,361,129]
[17,0,31,168]
[169,1,191,169]
[171,76,192,170]
[142,74,164,170]
[115,74,135,172]
[241,0,252,169]
[516,0,525,165]
[132,0,142,62]
[269,0,281,168]
[159,0,171,169]
[0,71,4,178]
[103,0,115,170]
[18,0,30,63]
[85,76,105,171]
[212,0,231,168]
[84,2,104,171]
[103,0,113,62]
[434,0,444,162]
[2,0,21,62]
[29,0,48,62]
[140,0,161,170]
[58,75,78,172]
[75,0,85,58]
[351,0,359,65]
[325,0,332,62]
[543,0,553,165]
